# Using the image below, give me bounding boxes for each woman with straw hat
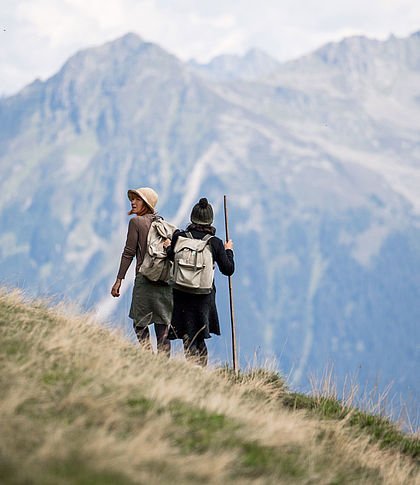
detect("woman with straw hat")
[111,187,172,356]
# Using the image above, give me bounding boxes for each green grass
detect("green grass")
[224,367,419,462]
[0,452,135,485]
[238,442,305,479]
[169,400,237,453]
[132,397,306,480]
[0,290,418,484]
[126,396,155,415]
[167,401,306,480]
[283,392,420,461]
[165,399,382,482]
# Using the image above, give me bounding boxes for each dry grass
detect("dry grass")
[0,288,418,484]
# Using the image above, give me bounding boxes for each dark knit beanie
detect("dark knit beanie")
[190,198,214,225]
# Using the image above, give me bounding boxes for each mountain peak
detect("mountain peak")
[119,31,143,42]
[314,34,377,62]
[244,47,277,62]
[103,32,144,50]
[188,47,279,82]
[306,31,420,75]
[51,31,179,87]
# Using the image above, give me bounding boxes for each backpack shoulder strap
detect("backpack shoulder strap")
[185,232,193,239]
[202,234,214,242]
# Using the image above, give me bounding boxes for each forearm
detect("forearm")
[117,253,133,279]
[117,219,138,279]
[218,249,235,276]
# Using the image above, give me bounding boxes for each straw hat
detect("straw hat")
[127,187,158,212]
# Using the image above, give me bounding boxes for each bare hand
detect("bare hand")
[111,279,122,297]
[224,239,233,250]
[163,238,171,249]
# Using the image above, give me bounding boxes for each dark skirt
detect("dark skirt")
[168,287,221,341]
[129,274,173,327]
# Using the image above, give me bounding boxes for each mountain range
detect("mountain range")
[0,31,419,425]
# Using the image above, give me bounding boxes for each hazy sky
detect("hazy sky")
[1,0,420,96]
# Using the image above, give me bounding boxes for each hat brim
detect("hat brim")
[127,189,154,212]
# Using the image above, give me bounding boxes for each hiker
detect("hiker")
[165,197,234,366]
[111,187,173,356]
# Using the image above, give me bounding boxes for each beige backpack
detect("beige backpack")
[172,233,214,294]
[139,218,177,283]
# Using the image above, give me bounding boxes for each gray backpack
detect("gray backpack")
[172,233,214,294]
[139,218,177,283]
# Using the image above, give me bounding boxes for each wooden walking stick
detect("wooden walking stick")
[224,195,238,373]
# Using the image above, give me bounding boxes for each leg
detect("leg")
[155,323,171,358]
[133,321,152,351]
[183,330,208,367]
[196,338,208,367]
[183,335,195,363]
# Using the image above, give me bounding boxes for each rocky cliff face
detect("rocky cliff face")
[0,31,419,421]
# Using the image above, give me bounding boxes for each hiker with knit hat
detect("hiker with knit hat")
[111,187,173,356]
[165,198,234,366]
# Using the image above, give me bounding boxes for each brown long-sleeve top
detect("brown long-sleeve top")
[117,214,154,279]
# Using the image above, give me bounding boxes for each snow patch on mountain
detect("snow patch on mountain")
[173,143,223,226]
[292,243,328,385]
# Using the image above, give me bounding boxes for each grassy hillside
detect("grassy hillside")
[0,289,418,484]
